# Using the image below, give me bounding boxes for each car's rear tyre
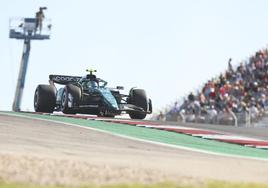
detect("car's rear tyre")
[34,85,56,113]
[128,89,148,119]
[61,84,81,114]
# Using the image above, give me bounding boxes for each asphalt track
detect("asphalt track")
[1,112,268,185]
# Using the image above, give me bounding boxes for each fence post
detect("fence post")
[245,111,251,127]
[249,110,252,127]
[179,111,186,123]
[230,111,238,127]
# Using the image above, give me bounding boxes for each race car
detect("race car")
[34,69,152,119]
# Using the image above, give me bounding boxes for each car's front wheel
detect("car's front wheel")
[128,89,148,119]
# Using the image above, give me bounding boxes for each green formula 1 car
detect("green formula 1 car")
[34,69,152,119]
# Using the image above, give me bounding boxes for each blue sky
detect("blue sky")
[1,0,268,112]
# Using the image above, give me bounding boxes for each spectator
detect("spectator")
[207,105,218,123]
[35,7,47,33]
[188,92,195,102]
[171,49,268,125]
[157,111,165,121]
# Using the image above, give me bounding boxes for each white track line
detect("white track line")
[192,134,263,141]
[136,124,202,130]
[1,112,268,161]
[245,145,268,149]
[256,146,268,149]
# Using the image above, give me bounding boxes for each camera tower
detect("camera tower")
[9,16,51,111]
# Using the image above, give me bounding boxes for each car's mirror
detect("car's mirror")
[116,86,124,90]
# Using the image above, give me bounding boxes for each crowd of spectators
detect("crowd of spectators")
[160,49,268,125]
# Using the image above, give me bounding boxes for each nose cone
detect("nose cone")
[99,88,119,110]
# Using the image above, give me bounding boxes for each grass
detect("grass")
[0,181,268,188]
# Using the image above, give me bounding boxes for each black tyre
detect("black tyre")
[128,89,148,119]
[61,84,81,114]
[34,85,56,113]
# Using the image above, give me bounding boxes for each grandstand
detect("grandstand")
[158,49,268,127]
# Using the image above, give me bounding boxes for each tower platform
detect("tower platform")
[9,17,51,40]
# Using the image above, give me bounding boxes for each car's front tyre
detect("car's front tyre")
[128,88,148,119]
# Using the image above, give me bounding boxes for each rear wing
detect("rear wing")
[49,75,82,85]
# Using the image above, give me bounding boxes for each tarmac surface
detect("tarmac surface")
[1,114,268,185]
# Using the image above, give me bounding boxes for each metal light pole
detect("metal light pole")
[9,16,51,111]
